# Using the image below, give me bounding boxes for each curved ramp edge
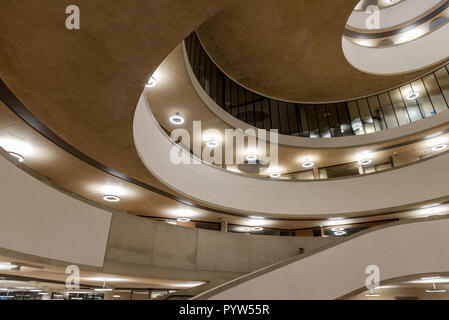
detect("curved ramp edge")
[194,216,449,300]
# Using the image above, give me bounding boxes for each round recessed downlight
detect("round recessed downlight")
[251,227,263,232]
[103,195,121,203]
[406,92,420,101]
[302,161,314,168]
[145,76,157,88]
[270,172,281,178]
[206,140,219,148]
[365,293,380,297]
[177,217,191,223]
[432,144,447,152]
[169,114,185,125]
[359,159,372,166]
[94,288,113,292]
[8,152,24,163]
[334,231,347,236]
[331,227,345,232]
[245,154,258,162]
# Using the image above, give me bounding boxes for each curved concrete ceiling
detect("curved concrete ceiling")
[0,1,234,218]
[196,0,445,103]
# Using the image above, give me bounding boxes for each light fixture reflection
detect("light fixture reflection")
[145,76,157,88]
[8,152,24,163]
[169,114,185,125]
[102,195,121,203]
[359,159,372,166]
[270,172,281,178]
[206,140,219,148]
[432,144,447,152]
[245,154,258,162]
[302,161,314,168]
[406,92,420,101]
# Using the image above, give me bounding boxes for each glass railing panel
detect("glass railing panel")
[306,105,320,138]
[434,66,449,104]
[411,79,436,117]
[347,101,364,135]
[357,98,376,134]
[367,96,387,131]
[400,84,423,122]
[389,88,411,126]
[423,73,448,113]
[184,32,449,141]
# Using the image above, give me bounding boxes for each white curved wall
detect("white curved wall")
[347,0,443,30]
[195,217,449,300]
[342,23,449,75]
[183,42,449,149]
[0,152,111,267]
[134,93,449,216]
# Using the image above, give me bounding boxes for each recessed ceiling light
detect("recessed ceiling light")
[102,195,121,203]
[8,152,24,163]
[94,288,113,292]
[249,216,265,220]
[422,276,441,280]
[206,139,219,148]
[331,227,345,232]
[145,76,157,88]
[245,154,258,162]
[359,159,372,166]
[302,161,314,168]
[432,144,447,152]
[251,227,263,232]
[328,217,343,221]
[177,217,191,223]
[270,172,281,178]
[334,231,347,236]
[169,114,185,125]
[113,295,121,298]
[365,293,380,297]
[426,289,447,293]
[421,203,441,209]
[406,92,420,101]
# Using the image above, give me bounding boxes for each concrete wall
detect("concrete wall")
[0,150,111,267]
[196,216,449,300]
[0,150,333,281]
[103,211,333,281]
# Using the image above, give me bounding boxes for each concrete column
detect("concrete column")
[357,164,364,175]
[221,220,228,232]
[312,168,320,179]
[103,290,114,300]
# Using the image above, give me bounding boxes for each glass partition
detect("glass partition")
[185,32,449,138]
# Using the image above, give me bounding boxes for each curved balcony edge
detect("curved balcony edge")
[347,0,444,31]
[134,92,449,216]
[342,22,449,76]
[182,41,449,149]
